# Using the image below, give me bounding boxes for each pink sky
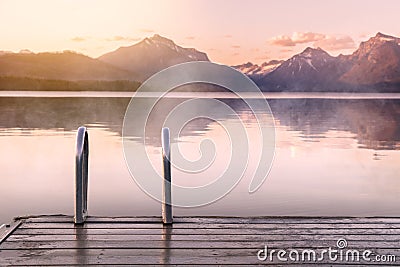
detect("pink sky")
[0,0,399,65]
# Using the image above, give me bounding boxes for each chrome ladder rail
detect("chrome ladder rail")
[74,126,89,224]
[73,126,173,224]
[162,127,173,224]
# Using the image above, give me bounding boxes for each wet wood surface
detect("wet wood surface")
[1,215,399,265]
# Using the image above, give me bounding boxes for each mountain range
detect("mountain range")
[0,32,399,92]
[245,32,400,92]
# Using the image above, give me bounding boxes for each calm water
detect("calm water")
[1,93,400,224]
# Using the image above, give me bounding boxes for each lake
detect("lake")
[1,92,400,224]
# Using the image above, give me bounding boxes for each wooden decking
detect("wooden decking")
[1,215,399,266]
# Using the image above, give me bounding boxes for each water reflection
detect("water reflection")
[0,97,129,136]
[1,97,399,150]
[0,95,400,223]
[160,226,172,264]
[268,99,400,150]
[74,226,89,265]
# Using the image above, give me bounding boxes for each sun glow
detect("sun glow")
[0,0,399,64]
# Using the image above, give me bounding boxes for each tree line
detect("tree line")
[0,76,141,91]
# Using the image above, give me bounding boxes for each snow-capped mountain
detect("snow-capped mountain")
[232,60,282,77]
[340,32,400,85]
[98,34,209,81]
[260,47,351,91]
[254,32,400,92]
[18,49,34,54]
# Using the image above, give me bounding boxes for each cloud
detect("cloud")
[270,32,327,46]
[231,45,241,49]
[105,36,140,42]
[292,32,326,43]
[314,35,355,51]
[270,35,296,46]
[186,36,195,40]
[71,37,86,42]
[270,32,355,51]
[224,34,232,38]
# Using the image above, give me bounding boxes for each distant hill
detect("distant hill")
[0,51,139,81]
[98,34,209,81]
[0,76,140,91]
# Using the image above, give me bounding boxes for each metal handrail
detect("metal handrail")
[73,126,171,224]
[74,126,89,224]
[162,127,173,224]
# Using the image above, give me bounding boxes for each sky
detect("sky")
[0,0,399,65]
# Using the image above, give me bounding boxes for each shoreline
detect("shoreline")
[1,91,400,99]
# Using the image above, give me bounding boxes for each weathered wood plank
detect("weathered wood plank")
[2,239,400,250]
[8,233,400,242]
[2,216,400,266]
[12,227,400,236]
[19,222,400,229]
[0,220,22,244]
[21,215,400,224]
[0,248,398,266]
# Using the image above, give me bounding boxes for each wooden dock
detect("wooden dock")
[0,215,399,265]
